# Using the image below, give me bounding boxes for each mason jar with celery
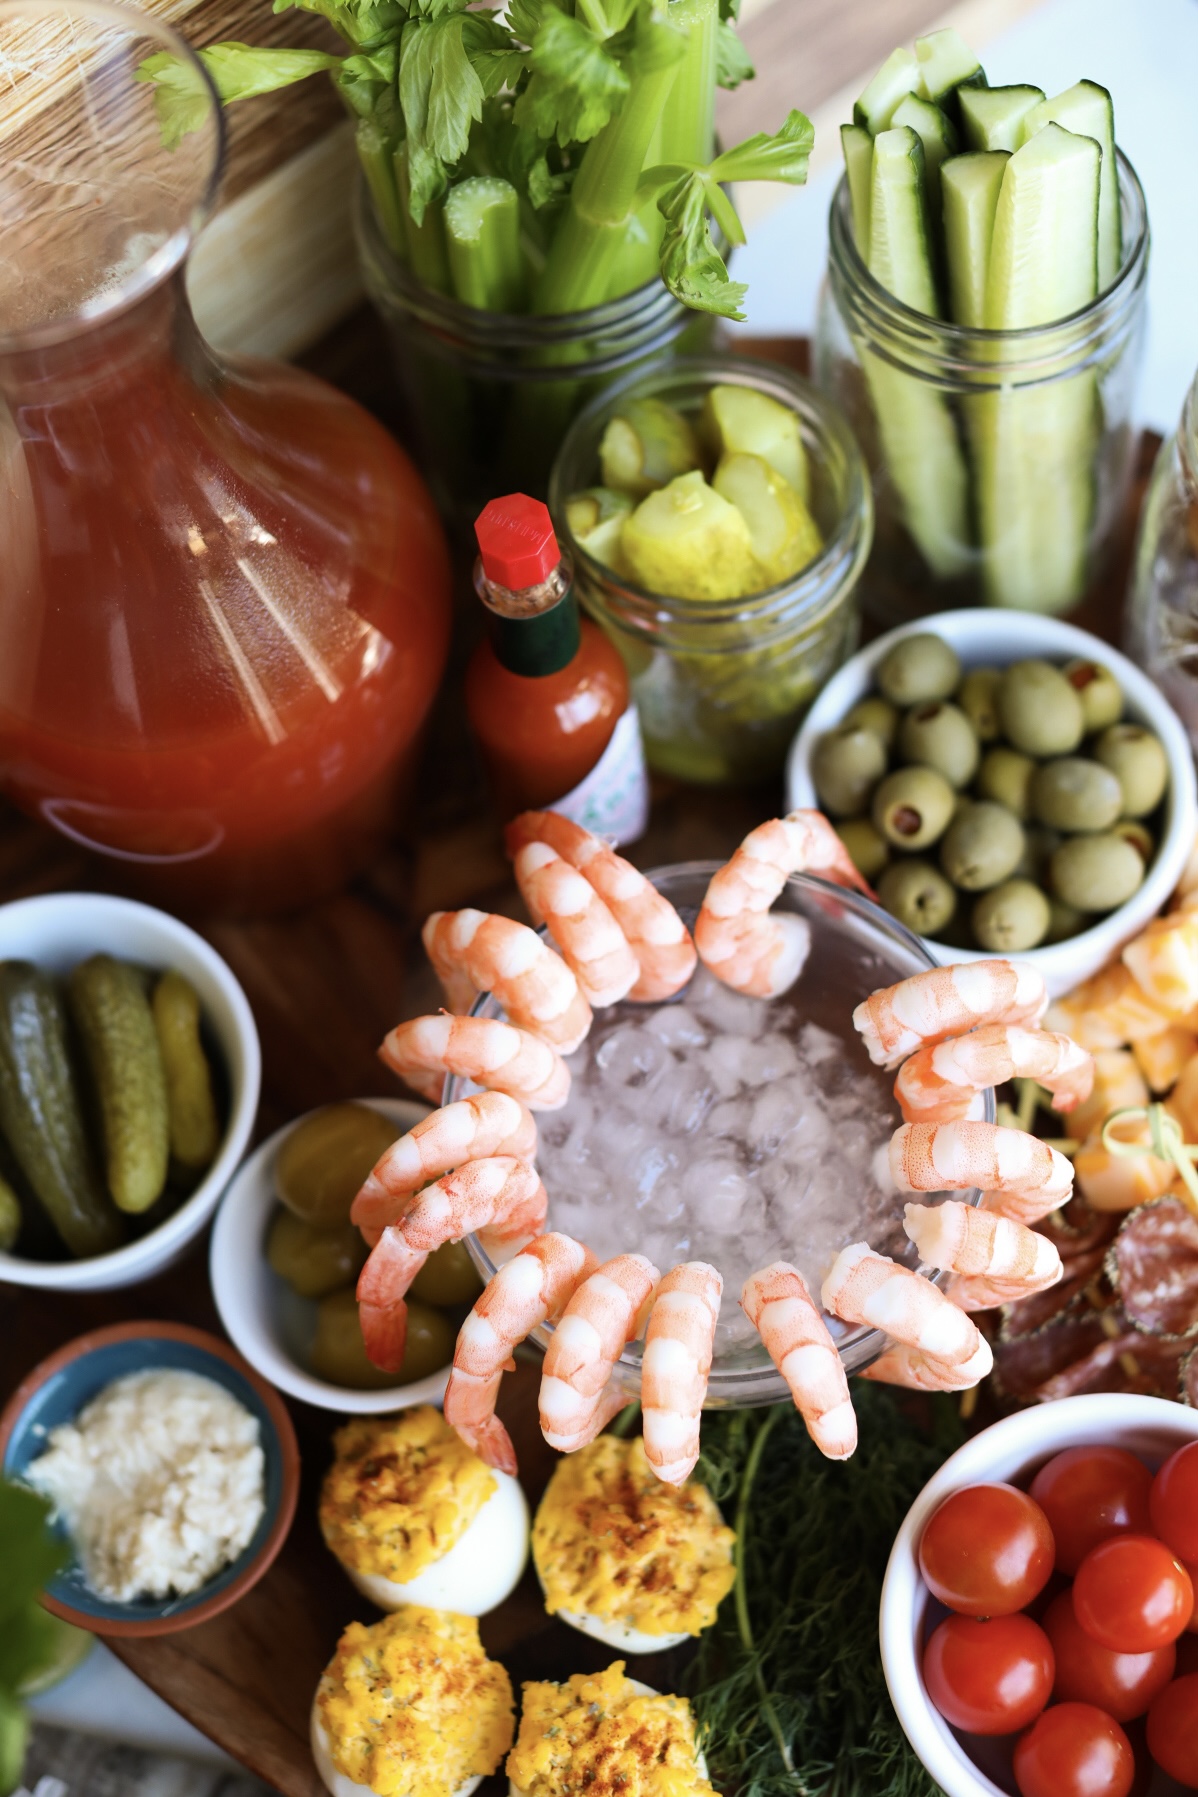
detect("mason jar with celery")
[143,0,816,518]
[814,28,1148,620]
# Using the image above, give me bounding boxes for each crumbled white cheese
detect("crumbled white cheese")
[26,1369,266,1603]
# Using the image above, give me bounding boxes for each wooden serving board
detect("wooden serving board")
[0,331,1160,1796]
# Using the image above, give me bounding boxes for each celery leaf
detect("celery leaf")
[0,1484,66,1628]
[514,4,630,146]
[709,107,813,183]
[400,11,487,219]
[271,0,404,50]
[136,43,340,148]
[657,170,748,318]
[715,19,753,89]
[336,43,398,119]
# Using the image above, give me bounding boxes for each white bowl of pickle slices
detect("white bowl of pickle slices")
[788,610,1198,999]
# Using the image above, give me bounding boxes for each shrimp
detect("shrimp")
[894,1024,1094,1125]
[539,1253,659,1453]
[860,1341,994,1392]
[741,1263,856,1460]
[444,1232,597,1473]
[902,1199,1063,1311]
[358,1157,547,1372]
[379,1014,570,1110]
[512,842,639,1008]
[350,1092,537,1234]
[854,959,1048,1070]
[821,1243,991,1373]
[641,1262,721,1485]
[506,812,696,1002]
[422,910,592,1052]
[890,1120,1074,1224]
[694,812,870,998]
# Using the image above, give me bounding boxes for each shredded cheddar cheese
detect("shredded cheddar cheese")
[319,1407,496,1581]
[317,1605,513,1797]
[532,1436,735,1636]
[507,1662,713,1797]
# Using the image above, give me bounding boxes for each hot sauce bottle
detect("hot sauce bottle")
[466,494,648,842]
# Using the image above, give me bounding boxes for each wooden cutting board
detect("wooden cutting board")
[0,329,1157,1793]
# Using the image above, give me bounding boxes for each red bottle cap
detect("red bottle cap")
[475,493,560,590]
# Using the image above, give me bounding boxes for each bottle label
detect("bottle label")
[552,705,649,846]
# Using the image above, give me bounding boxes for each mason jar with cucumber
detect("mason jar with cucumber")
[815,27,1149,620]
[548,356,873,786]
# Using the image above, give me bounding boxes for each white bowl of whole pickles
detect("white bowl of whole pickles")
[788,611,1198,998]
[0,892,260,1291]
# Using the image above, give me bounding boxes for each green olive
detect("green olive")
[978,747,1036,820]
[1093,724,1169,819]
[275,1103,400,1226]
[1030,757,1123,833]
[957,668,1002,743]
[1015,826,1061,883]
[835,818,890,882]
[872,766,955,851]
[0,1177,19,1253]
[938,801,1026,892]
[876,860,957,937]
[876,634,961,707]
[1112,819,1155,865]
[309,1290,455,1389]
[1045,896,1087,944]
[1050,833,1145,913]
[971,880,1051,953]
[897,701,980,789]
[997,660,1085,757]
[408,1240,484,1307]
[844,695,899,751]
[1063,658,1123,732]
[811,723,888,817]
[267,1206,367,1299]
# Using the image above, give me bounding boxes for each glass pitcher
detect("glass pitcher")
[1126,370,1198,754]
[0,0,452,915]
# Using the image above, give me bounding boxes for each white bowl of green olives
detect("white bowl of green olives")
[787,611,1198,998]
[210,1098,477,1413]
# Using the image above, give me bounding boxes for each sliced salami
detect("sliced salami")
[1035,1199,1120,1260]
[994,1311,1189,1403]
[1000,1246,1107,1341]
[1108,1196,1198,1339]
[994,1316,1109,1400]
[1182,1343,1196,1407]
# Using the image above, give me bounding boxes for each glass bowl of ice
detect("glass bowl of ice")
[449,864,995,1408]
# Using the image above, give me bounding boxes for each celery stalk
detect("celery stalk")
[444,178,527,311]
[356,121,405,257]
[396,142,451,295]
[660,0,718,166]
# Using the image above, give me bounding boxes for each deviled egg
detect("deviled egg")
[532,1435,735,1652]
[320,1407,528,1614]
[506,1662,712,1797]
[311,1605,514,1797]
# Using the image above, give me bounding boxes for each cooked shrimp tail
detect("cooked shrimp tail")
[859,1340,994,1391]
[351,1092,537,1233]
[505,812,696,1002]
[539,1253,659,1453]
[422,910,592,1052]
[641,1262,722,1484]
[444,1231,596,1471]
[903,1199,1063,1310]
[741,1262,856,1459]
[512,841,639,1008]
[854,960,1049,1069]
[895,1024,1094,1124]
[695,811,869,998]
[821,1242,992,1375]
[379,1014,570,1110]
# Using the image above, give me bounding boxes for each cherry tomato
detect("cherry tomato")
[922,1613,1054,1735]
[1074,1536,1195,1654]
[1186,1569,1198,1636]
[1030,1448,1154,1577]
[1042,1590,1176,1721]
[1146,1673,1198,1787]
[1014,1703,1135,1797]
[919,1483,1055,1616]
[1150,1442,1198,1565]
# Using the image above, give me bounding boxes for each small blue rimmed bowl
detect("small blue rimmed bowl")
[0,1320,300,1637]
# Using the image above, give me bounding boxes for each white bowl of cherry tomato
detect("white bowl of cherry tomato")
[880,1395,1198,1797]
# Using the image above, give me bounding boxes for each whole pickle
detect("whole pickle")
[152,970,220,1172]
[69,955,169,1214]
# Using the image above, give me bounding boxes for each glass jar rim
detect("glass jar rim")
[547,352,873,637]
[0,0,226,354]
[827,146,1149,377]
[355,178,692,351]
[450,860,994,1401]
